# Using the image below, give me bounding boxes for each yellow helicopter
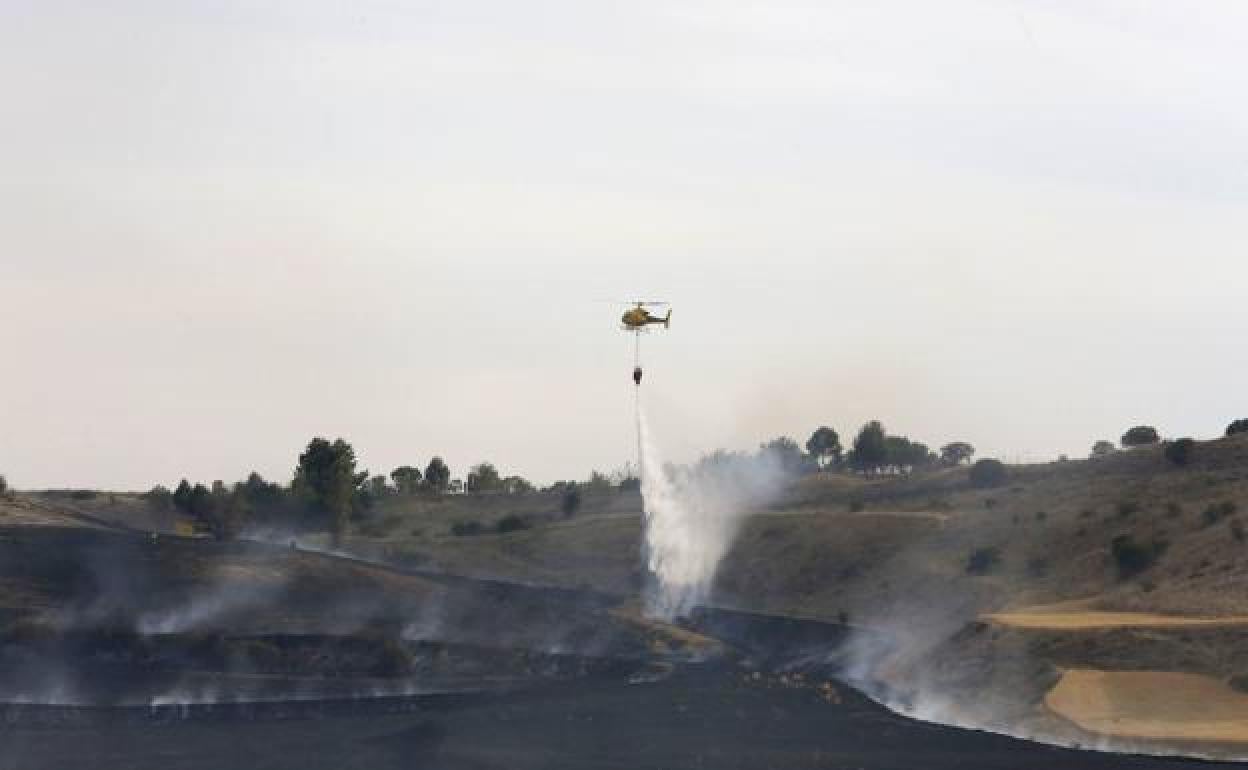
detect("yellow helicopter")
[620,301,671,331]
[619,302,670,385]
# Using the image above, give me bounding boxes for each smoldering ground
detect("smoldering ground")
[0,522,672,707]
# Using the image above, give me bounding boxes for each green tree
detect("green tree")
[466,462,502,493]
[390,466,423,495]
[173,479,193,512]
[213,488,251,541]
[585,470,613,493]
[805,427,842,469]
[760,436,807,474]
[1164,438,1195,466]
[969,458,1007,488]
[1121,425,1160,448]
[424,456,450,493]
[561,484,582,518]
[849,421,888,475]
[884,436,931,473]
[502,475,534,494]
[939,442,975,466]
[188,483,216,525]
[295,437,366,543]
[368,475,391,499]
[1226,419,1248,437]
[1090,440,1116,457]
[241,472,285,510]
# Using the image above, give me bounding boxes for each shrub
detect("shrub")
[70,489,97,500]
[0,475,7,496]
[1232,520,1246,543]
[1090,440,1116,457]
[1227,419,1248,437]
[1121,425,1160,448]
[1164,438,1195,466]
[495,514,531,534]
[1079,508,1095,519]
[969,459,1007,489]
[848,499,864,513]
[965,547,1001,575]
[450,520,485,536]
[1035,511,1047,522]
[1111,534,1167,578]
[1203,501,1238,528]
[1116,501,1139,519]
[1165,502,1183,519]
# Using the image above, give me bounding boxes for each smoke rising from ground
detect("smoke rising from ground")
[637,400,787,620]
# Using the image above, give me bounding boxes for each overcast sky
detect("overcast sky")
[3,1,1247,490]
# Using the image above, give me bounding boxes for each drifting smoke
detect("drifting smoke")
[637,400,787,620]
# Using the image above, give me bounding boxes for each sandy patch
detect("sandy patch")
[1046,669,1248,742]
[987,611,1248,629]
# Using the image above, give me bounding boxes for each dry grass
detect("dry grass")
[1047,669,1248,743]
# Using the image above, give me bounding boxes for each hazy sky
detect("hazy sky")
[3,1,1247,490]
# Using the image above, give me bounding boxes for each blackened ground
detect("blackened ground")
[0,666,1232,770]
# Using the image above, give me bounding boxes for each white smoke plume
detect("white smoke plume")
[637,400,787,620]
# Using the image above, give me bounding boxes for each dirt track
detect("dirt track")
[986,611,1248,630]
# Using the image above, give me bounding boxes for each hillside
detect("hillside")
[6,435,1248,756]
[329,433,1248,756]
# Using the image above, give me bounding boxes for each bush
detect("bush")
[70,489,97,500]
[969,459,1007,489]
[1121,425,1160,448]
[1227,419,1248,437]
[1203,501,1238,528]
[1165,502,1182,518]
[1111,534,1166,578]
[1232,520,1246,543]
[495,514,531,534]
[848,499,864,513]
[1116,501,1139,519]
[1090,440,1116,457]
[1164,438,1195,466]
[450,520,485,536]
[0,475,7,496]
[965,547,1001,575]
